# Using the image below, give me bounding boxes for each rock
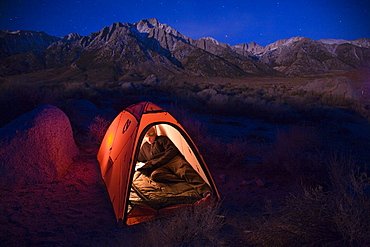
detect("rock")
[245,157,263,164]
[143,74,160,85]
[240,178,267,187]
[119,82,136,92]
[0,104,79,185]
[296,76,361,100]
[240,179,255,186]
[218,174,227,183]
[255,178,267,188]
[197,89,218,101]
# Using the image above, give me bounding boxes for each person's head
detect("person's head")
[144,126,157,144]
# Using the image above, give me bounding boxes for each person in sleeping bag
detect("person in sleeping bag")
[137,126,211,197]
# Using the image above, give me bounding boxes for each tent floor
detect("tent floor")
[128,171,202,211]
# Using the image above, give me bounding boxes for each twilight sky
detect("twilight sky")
[1,0,369,46]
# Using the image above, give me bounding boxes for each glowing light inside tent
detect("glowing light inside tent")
[106,132,114,148]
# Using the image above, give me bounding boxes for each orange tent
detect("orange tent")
[97,102,220,226]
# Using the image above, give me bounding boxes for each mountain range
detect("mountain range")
[1,18,369,81]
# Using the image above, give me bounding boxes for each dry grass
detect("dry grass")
[2,75,369,246]
[88,116,111,144]
[246,155,370,247]
[1,75,367,127]
[0,81,56,126]
[159,77,367,125]
[263,125,327,186]
[140,203,225,247]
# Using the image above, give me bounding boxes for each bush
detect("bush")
[88,116,111,144]
[141,203,225,247]
[0,82,56,126]
[166,105,229,168]
[247,156,370,247]
[263,125,327,186]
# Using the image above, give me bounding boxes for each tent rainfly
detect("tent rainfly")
[97,102,220,226]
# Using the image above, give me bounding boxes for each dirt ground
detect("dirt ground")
[0,129,293,247]
[1,107,370,246]
[1,72,369,246]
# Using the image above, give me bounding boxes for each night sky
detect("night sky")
[1,0,369,46]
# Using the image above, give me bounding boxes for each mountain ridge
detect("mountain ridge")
[1,19,369,80]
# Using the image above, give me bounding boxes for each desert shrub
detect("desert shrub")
[166,104,266,168]
[198,135,265,169]
[204,92,228,107]
[0,82,56,126]
[223,138,250,167]
[57,81,109,104]
[331,174,370,246]
[154,80,302,124]
[200,137,232,169]
[285,94,322,115]
[217,95,300,124]
[0,79,121,127]
[161,78,362,126]
[247,159,370,247]
[142,204,225,247]
[165,104,225,167]
[249,177,370,247]
[247,187,340,247]
[88,116,111,144]
[357,102,370,121]
[319,93,358,109]
[288,90,368,122]
[173,109,230,168]
[263,125,327,186]
[157,80,195,93]
[165,104,208,147]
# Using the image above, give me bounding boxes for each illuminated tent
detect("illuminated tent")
[97,102,220,226]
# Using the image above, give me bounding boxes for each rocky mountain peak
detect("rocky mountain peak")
[197,37,220,45]
[0,30,59,59]
[61,33,82,42]
[145,18,161,27]
[135,18,161,33]
[135,18,179,36]
[233,41,264,55]
[107,22,124,30]
[264,36,307,51]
